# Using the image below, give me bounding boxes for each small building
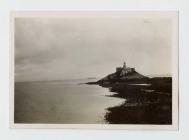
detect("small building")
[125,67,135,73]
[116,62,135,76]
[116,67,122,73]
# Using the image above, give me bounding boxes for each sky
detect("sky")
[15,15,172,82]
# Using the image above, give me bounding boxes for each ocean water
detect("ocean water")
[14,79,124,124]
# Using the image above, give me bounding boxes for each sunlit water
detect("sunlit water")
[14,79,125,124]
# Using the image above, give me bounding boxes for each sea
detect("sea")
[14,79,124,124]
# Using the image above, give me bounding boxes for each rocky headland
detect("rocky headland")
[86,62,172,124]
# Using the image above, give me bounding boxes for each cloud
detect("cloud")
[15,17,172,81]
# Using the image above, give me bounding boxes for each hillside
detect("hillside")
[98,69,148,83]
[86,62,149,85]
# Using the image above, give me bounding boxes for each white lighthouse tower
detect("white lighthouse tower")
[123,62,126,70]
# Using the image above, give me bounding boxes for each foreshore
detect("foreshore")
[87,77,172,124]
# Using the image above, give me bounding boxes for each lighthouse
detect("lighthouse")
[123,62,126,70]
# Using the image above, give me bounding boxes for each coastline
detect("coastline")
[87,77,172,124]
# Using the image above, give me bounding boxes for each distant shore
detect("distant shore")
[86,77,172,124]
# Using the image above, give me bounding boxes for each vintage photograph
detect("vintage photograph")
[11,12,178,129]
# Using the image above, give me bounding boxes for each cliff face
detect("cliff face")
[97,67,148,84]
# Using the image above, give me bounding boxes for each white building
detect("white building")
[116,62,135,76]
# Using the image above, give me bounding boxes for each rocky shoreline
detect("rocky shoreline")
[86,77,172,124]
